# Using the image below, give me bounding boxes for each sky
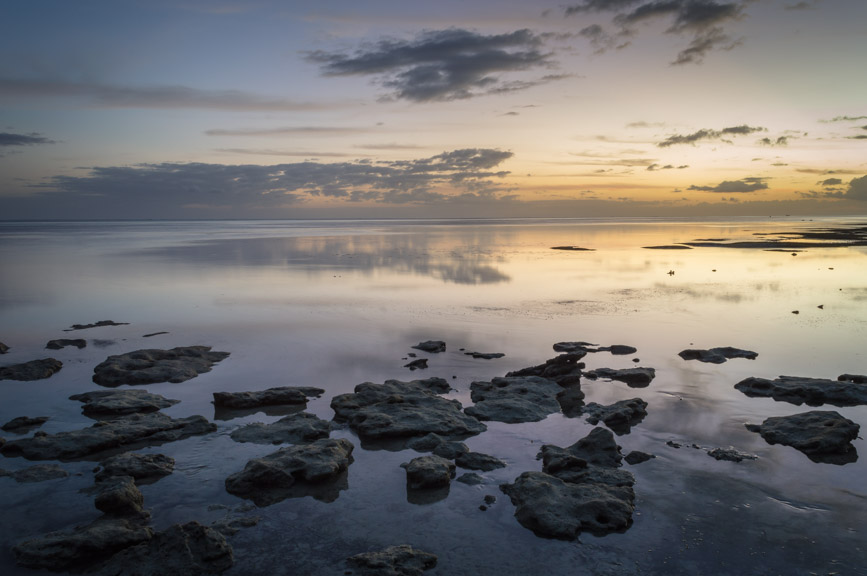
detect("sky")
[1,0,866,220]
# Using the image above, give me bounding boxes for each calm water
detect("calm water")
[1,218,866,575]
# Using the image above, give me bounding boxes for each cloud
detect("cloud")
[818,178,842,187]
[205,126,368,137]
[845,175,867,201]
[785,0,823,9]
[0,132,56,147]
[657,124,765,147]
[759,136,789,146]
[688,177,768,193]
[647,163,688,171]
[822,115,867,122]
[305,28,561,102]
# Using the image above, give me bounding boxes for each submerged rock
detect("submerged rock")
[0,358,63,381]
[2,415,49,432]
[678,347,758,364]
[404,358,428,370]
[331,378,486,440]
[95,453,175,484]
[70,390,180,417]
[346,544,437,576]
[456,473,485,486]
[46,339,87,350]
[553,342,637,356]
[401,455,455,489]
[624,451,655,465]
[225,438,354,506]
[707,447,758,463]
[0,412,216,461]
[745,410,859,464]
[734,375,867,407]
[465,376,563,423]
[212,386,324,409]
[455,451,506,472]
[229,412,332,445]
[64,320,129,331]
[463,351,505,359]
[583,398,648,435]
[0,464,69,483]
[412,340,446,353]
[506,353,585,387]
[94,475,147,518]
[584,367,655,388]
[92,346,230,387]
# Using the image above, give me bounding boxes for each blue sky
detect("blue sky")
[1,0,866,219]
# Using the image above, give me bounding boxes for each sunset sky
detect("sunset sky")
[1,0,865,219]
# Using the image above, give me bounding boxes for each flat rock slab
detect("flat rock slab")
[735,375,867,407]
[401,455,455,489]
[346,545,437,576]
[707,447,758,462]
[465,376,563,423]
[230,412,332,445]
[679,347,758,364]
[225,438,354,506]
[746,410,859,464]
[553,342,637,356]
[95,452,175,483]
[0,464,69,483]
[455,451,506,471]
[2,415,49,432]
[0,358,63,381]
[64,320,129,331]
[583,398,648,435]
[506,353,585,387]
[92,521,233,576]
[70,389,180,417]
[624,451,655,465]
[839,374,867,384]
[46,339,87,350]
[412,340,446,353]
[584,367,655,388]
[331,378,486,440]
[463,351,505,359]
[12,518,154,572]
[212,386,324,409]
[92,346,230,387]
[0,412,216,461]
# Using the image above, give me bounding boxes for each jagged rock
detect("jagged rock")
[95,475,147,517]
[229,412,331,445]
[463,351,505,359]
[455,451,506,471]
[551,427,624,468]
[0,464,68,483]
[556,386,586,417]
[95,453,175,483]
[404,358,428,370]
[0,412,216,461]
[0,358,63,381]
[839,374,867,384]
[346,544,437,576]
[12,519,154,572]
[46,339,87,350]
[406,433,448,452]
[553,342,637,356]
[707,447,758,462]
[465,376,563,423]
[745,410,859,464]
[92,346,230,387]
[583,398,648,435]
[2,415,49,432]
[678,347,758,364]
[331,378,485,440]
[433,442,469,460]
[0,341,8,354]
[506,353,585,386]
[212,386,324,409]
[584,367,655,388]
[624,451,655,465]
[93,521,233,576]
[64,320,129,331]
[411,340,446,353]
[735,375,867,407]
[70,390,180,417]
[225,438,354,506]
[400,455,455,489]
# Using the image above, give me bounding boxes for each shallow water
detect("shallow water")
[1,218,865,575]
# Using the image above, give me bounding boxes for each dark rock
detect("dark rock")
[556,386,586,417]
[666,440,682,449]
[506,353,585,387]
[404,358,428,370]
[212,386,324,409]
[94,475,147,517]
[331,378,485,440]
[432,441,469,460]
[584,367,655,388]
[70,390,180,417]
[142,331,169,338]
[624,451,655,465]
[554,342,637,356]
[707,447,758,462]
[484,494,497,505]
[406,433,447,452]
[734,375,867,407]
[400,455,455,489]
[583,398,648,435]
[210,515,260,537]
[0,412,216,461]
[678,347,758,364]
[642,245,692,249]
[346,544,437,576]
[46,339,87,350]
[838,374,867,384]
[455,451,506,471]
[92,346,230,387]
[12,519,153,572]
[464,351,505,359]
[465,376,563,423]
[406,433,468,459]
[0,358,63,381]
[745,410,859,464]
[95,453,175,483]
[541,427,624,470]
[456,473,484,485]
[2,415,49,432]
[92,521,233,576]
[551,246,594,251]
[0,341,8,354]
[0,464,68,483]
[229,412,332,445]
[64,320,129,331]
[225,438,354,505]
[412,340,446,353]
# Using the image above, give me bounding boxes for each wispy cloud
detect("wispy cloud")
[821,115,867,123]
[759,136,789,146]
[647,163,688,171]
[306,28,562,102]
[657,124,765,147]
[0,131,56,158]
[688,177,768,193]
[205,126,368,137]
